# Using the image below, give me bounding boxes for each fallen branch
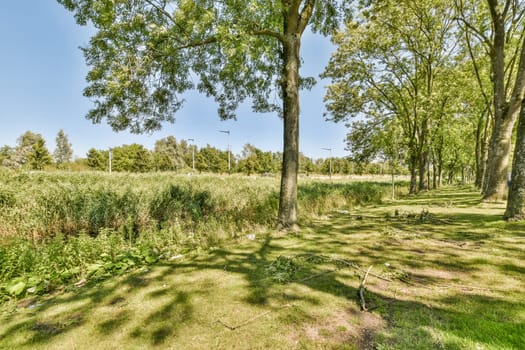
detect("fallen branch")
[436,283,492,291]
[330,257,393,282]
[295,269,338,282]
[359,266,373,312]
[216,304,292,331]
[295,254,393,282]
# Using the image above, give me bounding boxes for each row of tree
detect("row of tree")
[322,0,525,219]
[2,132,399,176]
[57,0,525,224]
[0,130,72,170]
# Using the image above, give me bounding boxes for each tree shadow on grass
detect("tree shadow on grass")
[1,186,524,348]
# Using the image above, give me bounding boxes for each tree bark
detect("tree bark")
[418,148,429,191]
[277,1,309,229]
[409,153,418,194]
[475,110,489,188]
[483,115,515,200]
[504,100,525,219]
[483,3,525,200]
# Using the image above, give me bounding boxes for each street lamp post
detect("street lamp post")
[188,138,195,172]
[322,148,332,179]
[220,130,231,175]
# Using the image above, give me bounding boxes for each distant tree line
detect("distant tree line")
[0,131,401,176]
[0,130,71,170]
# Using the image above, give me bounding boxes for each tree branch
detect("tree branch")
[298,0,316,34]
[464,29,493,118]
[144,0,175,24]
[174,36,218,50]
[454,16,493,49]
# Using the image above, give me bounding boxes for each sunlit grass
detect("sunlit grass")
[1,179,523,349]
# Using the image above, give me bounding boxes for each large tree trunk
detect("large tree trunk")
[504,101,525,219]
[278,2,308,229]
[483,116,515,200]
[475,110,489,188]
[483,5,525,200]
[277,40,300,229]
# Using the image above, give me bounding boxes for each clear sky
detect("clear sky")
[0,2,348,159]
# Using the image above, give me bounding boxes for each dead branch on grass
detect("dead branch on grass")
[296,254,393,282]
[359,266,373,312]
[295,269,338,282]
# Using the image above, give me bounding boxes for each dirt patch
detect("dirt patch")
[290,307,385,348]
[356,312,385,349]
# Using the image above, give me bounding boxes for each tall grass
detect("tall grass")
[0,170,406,301]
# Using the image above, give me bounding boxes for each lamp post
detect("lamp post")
[220,130,231,175]
[187,138,195,172]
[322,148,332,179]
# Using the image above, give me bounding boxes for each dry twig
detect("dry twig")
[359,266,373,312]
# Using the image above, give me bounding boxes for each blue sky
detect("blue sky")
[0,2,348,159]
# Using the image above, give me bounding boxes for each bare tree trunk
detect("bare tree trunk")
[418,149,428,191]
[483,116,515,200]
[484,5,525,200]
[409,154,418,194]
[277,1,313,229]
[432,160,437,189]
[438,164,442,187]
[505,100,525,219]
[475,111,487,188]
[391,161,395,201]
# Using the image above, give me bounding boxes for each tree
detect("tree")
[54,129,74,167]
[28,138,53,170]
[2,131,51,169]
[112,144,153,172]
[58,0,350,229]
[323,0,457,193]
[0,146,13,167]
[456,0,525,200]
[238,144,260,175]
[153,136,186,171]
[505,100,525,219]
[196,145,229,173]
[86,148,108,170]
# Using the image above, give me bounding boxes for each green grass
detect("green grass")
[0,170,399,301]
[1,178,524,349]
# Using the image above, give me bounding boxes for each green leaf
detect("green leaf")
[86,263,103,276]
[6,281,26,297]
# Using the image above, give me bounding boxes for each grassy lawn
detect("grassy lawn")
[1,186,524,349]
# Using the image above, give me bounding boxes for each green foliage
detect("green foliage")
[57,0,348,130]
[195,145,229,173]
[265,256,300,283]
[86,148,108,170]
[323,0,479,190]
[149,184,214,226]
[153,136,188,171]
[237,143,280,175]
[29,138,52,170]
[2,131,52,170]
[112,143,153,172]
[0,171,403,302]
[54,129,73,166]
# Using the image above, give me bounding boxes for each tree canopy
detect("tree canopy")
[58,0,351,228]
